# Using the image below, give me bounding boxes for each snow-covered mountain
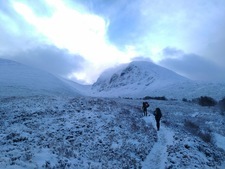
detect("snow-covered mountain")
[91,61,225,100]
[2,58,224,100]
[93,61,189,88]
[1,59,225,168]
[92,61,189,93]
[0,58,82,97]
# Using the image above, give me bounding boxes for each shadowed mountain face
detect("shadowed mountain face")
[91,61,225,99]
[92,61,189,92]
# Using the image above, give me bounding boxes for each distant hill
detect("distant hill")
[0,58,81,97]
[1,58,224,100]
[91,61,225,100]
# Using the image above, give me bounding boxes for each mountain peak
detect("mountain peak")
[92,61,189,94]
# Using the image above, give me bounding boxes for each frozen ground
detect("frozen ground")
[0,96,225,169]
[142,116,174,169]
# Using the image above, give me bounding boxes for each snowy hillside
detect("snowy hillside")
[1,58,224,100]
[0,96,225,168]
[92,61,189,91]
[91,61,225,100]
[0,59,225,168]
[0,58,82,97]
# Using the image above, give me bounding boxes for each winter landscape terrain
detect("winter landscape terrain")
[0,58,225,169]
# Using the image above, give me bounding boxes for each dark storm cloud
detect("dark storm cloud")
[159,47,225,82]
[2,45,85,77]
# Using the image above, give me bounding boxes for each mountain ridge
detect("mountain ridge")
[91,61,225,99]
[91,60,189,92]
[1,58,224,100]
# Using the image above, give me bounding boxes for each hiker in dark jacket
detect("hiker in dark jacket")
[154,107,162,131]
[142,102,149,116]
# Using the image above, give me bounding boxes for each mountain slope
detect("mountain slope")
[91,61,189,97]
[0,58,81,97]
[91,61,225,99]
[92,61,189,90]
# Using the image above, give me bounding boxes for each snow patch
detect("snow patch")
[214,133,225,151]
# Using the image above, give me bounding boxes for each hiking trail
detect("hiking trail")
[142,116,174,169]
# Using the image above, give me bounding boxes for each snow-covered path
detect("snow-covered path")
[1,96,225,168]
[142,116,174,169]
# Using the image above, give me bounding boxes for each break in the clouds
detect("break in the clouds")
[0,0,225,83]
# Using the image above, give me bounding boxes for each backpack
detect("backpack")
[155,108,162,119]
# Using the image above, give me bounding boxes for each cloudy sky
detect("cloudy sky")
[1,0,225,84]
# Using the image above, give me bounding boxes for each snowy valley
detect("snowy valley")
[0,58,225,168]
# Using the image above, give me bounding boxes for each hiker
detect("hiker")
[142,102,149,116]
[154,107,162,131]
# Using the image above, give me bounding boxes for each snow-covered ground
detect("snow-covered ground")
[1,58,225,168]
[142,116,174,169]
[1,96,225,168]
